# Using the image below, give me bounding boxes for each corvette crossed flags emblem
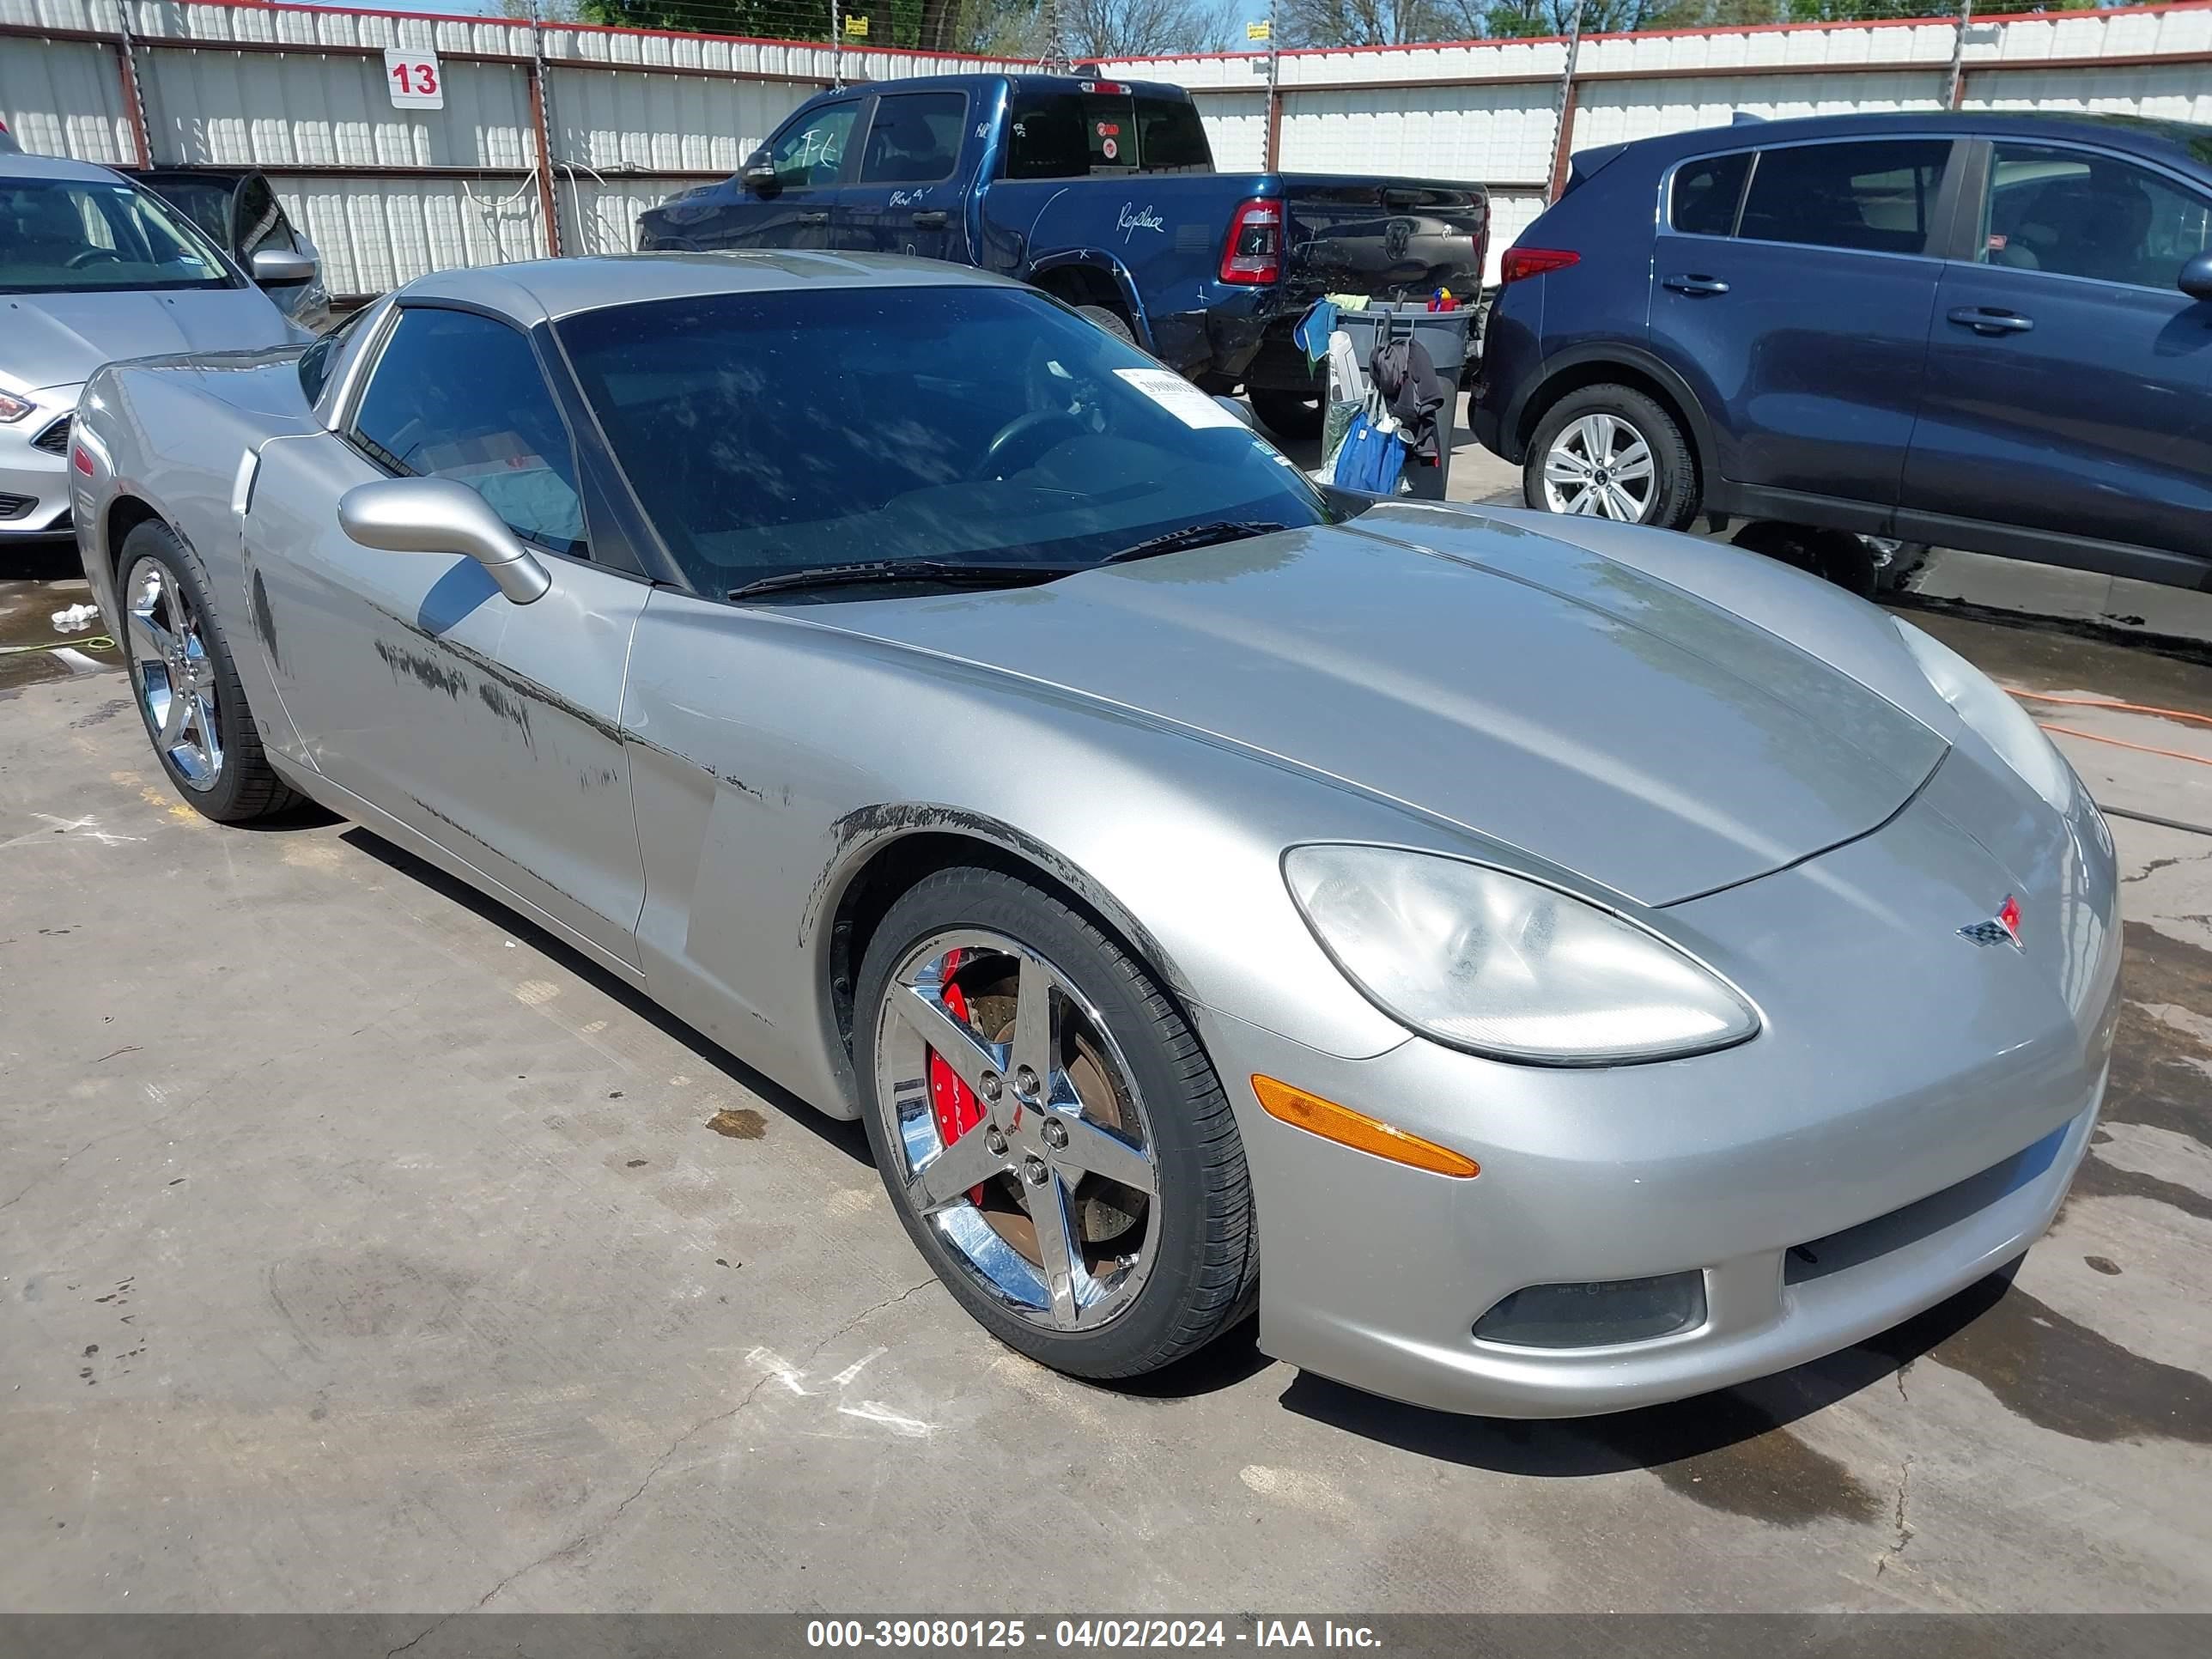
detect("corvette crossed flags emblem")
[1959,895,2024,951]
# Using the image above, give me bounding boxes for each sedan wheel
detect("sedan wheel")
[1541,412,1656,521]
[125,554,224,789]
[856,866,1259,1378]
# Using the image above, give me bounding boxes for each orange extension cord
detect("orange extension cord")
[2008,690,2212,770]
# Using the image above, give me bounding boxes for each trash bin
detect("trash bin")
[1335,304,1474,501]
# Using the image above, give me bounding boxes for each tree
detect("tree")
[1278,0,1437,49]
[1061,0,1243,56]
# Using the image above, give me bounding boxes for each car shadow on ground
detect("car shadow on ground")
[1279,1268,2017,1485]
[337,824,875,1170]
[321,822,2084,1486]
[2,538,84,581]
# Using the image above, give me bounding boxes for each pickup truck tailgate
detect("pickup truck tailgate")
[1281,177,1487,304]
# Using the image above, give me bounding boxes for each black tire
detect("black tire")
[116,519,301,824]
[1731,521,1892,599]
[1249,387,1325,441]
[855,865,1258,1379]
[1076,303,1135,345]
[1522,383,1699,530]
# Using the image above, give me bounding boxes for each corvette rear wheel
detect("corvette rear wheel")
[857,866,1257,1378]
[119,520,299,823]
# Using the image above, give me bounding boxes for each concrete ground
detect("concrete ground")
[3,520,2210,1620]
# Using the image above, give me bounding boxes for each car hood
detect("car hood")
[829,511,1948,907]
[1,286,295,394]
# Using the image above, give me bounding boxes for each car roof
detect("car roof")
[1633,109,2212,174]
[398,250,1024,325]
[795,71,1193,100]
[0,151,132,185]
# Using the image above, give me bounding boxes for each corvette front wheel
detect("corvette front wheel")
[856,866,1258,1378]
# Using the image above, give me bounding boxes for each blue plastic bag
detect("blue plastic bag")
[1331,412,1405,495]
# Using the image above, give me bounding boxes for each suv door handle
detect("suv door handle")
[1662,274,1729,296]
[1948,306,2033,335]
[911,210,949,229]
[794,210,830,226]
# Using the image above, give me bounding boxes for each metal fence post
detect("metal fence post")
[526,3,562,258]
[1264,0,1280,171]
[113,1,154,168]
[1946,0,1976,110]
[1546,3,1584,203]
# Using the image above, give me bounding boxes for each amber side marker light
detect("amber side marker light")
[1251,1076,1480,1178]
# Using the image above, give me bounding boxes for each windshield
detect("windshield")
[556,285,1329,594]
[0,176,233,294]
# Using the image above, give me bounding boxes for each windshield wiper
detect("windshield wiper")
[1096,520,1288,567]
[729,560,1077,600]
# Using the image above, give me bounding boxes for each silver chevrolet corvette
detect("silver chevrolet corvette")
[70,253,2120,1418]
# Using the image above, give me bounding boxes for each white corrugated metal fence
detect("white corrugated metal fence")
[5,1,2210,295]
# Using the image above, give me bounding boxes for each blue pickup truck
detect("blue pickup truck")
[635,73,1488,440]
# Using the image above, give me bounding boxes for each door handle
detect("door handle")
[795,210,830,226]
[911,210,949,229]
[1662,274,1729,296]
[1947,306,2033,335]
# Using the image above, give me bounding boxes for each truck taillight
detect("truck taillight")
[1220,198,1281,285]
[1499,246,1579,285]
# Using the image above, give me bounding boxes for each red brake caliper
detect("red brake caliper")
[927,951,988,1203]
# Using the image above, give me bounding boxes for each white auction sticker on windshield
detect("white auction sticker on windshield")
[1115,368,1243,429]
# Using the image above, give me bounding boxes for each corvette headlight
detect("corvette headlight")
[1891,617,2075,814]
[1284,845,1759,1065]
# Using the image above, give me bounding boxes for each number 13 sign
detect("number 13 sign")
[384,47,444,110]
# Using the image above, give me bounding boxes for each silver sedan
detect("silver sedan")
[3,151,303,543]
[70,253,2119,1417]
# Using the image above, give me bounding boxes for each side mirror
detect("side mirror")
[251,246,318,288]
[2180,250,2212,302]
[1212,394,1260,429]
[337,477,551,605]
[741,154,780,197]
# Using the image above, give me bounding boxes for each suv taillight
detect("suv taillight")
[1220,198,1282,285]
[1499,246,1579,285]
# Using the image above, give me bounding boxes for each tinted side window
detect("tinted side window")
[349,308,586,556]
[859,92,967,185]
[1738,140,1953,255]
[1135,95,1209,171]
[769,103,859,189]
[1670,152,1750,237]
[1982,143,2212,289]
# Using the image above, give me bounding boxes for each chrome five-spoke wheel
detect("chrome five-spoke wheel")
[1541,411,1656,521]
[125,553,223,789]
[875,929,1159,1333]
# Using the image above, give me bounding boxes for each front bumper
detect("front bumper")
[0,386,80,538]
[1201,772,2121,1418]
